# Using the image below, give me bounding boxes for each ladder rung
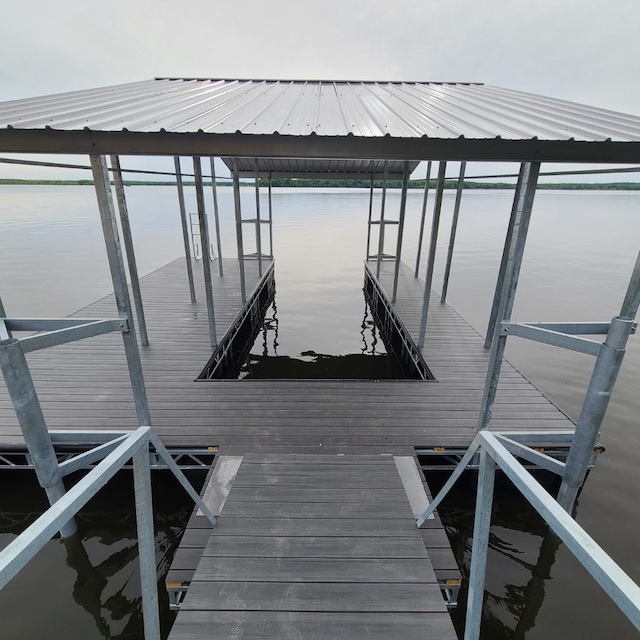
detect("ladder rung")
[370,220,399,225]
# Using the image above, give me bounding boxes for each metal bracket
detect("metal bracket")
[499,322,605,356]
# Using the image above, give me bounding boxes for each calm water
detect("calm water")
[0,184,639,639]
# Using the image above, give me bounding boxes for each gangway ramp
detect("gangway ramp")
[168,453,457,640]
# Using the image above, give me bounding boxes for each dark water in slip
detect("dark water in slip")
[0,184,639,638]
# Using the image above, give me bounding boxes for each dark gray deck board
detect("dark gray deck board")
[169,611,458,640]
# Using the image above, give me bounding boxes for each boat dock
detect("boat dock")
[2,77,639,639]
[0,253,575,638]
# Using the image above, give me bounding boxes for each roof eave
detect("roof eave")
[1,129,639,164]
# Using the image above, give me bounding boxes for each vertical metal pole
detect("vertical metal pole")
[193,157,218,347]
[558,251,640,511]
[132,445,161,640]
[254,160,263,277]
[0,296,11,339]
[209,157,224,276]
[415,161,432,278]
[174,156,197,303]
[417,161,447,348]
[90,155,151,427]
[484,165,526,348]
[268,174,274,258]
[464,447,496,640]
[392,162,410,304]
[376,163,389,279]
[110,155,149,346]
[365,174,374,260]
[232,159,247,303]
[0,338,77,538]
[441,161,467,305]
[477,162,540,431]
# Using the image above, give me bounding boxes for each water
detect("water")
[1,185,639,638]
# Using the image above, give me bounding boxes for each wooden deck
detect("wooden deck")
[168,453,457,640]
[0,256,576,451]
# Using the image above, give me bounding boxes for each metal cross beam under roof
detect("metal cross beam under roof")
[0,79,639,163]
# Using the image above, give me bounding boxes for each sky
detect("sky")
[1,0,639,182]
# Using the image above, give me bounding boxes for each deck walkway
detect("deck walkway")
[168,453,457,640]
[0,256,575,451]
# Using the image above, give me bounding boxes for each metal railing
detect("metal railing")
[0,426,217,640]
[416,430,640,639]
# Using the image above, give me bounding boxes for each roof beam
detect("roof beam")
[1,130,639,163]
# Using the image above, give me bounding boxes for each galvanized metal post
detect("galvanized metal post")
[441,162,466,305]
[174,156,197,303]
[558,251,640,511]
[0,338,77,538]
[90,155,151,427]
[464,448,496,640]
[232,159,247,303]
[376,163,389,279]
[132,445,161,640]
[365,174,374,259]
[484,165,526,348]
[415,161,432,278]
[193,157,218,347]
[268,174,274,258]
[0,295,11,339]
[417,161,447,348]
[477,162,540,431]
[254,160,263,277]
[209,157,224,276]
[392,162,410,304]
[110,155,149,346]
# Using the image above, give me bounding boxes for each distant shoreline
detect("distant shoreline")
[1,178,640,191]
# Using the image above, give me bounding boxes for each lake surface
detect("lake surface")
[0,184,639,639]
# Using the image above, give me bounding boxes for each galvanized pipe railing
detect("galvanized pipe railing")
[0,426,217,640]
[417,431,640,639]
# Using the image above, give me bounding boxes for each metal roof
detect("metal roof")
[1,78,639,163]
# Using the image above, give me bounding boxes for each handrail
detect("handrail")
[0,426,217,640]
[417,431,640,639]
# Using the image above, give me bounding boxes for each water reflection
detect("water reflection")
[427,470,565,639]
[0,470,201,640]
[238,299,415,380]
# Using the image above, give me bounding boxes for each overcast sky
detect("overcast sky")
[1,0,639,181]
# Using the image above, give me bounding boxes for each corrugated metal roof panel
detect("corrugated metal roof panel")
[2,78,640,142]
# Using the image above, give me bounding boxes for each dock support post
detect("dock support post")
[110,155,149,346]
[254,160,263,277]
[268,173,274,258]
[477,162,540,431]
[209,157,224,277]
[90,155,151,427]
[232,159,247,303]
[376,163,389,279]
[365,174,374,259]
[441,162,466,305]
[557,250,640,512]
[417,161,447,348]
[0,296,11,339]
[174,156,197,303]
[415,161,432,278]
[464,448,495,640]
[392,161,410,304]
[193,157,218,347]
[0,338,77,538]
[484,165,526,348]
[132,445,161,640]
